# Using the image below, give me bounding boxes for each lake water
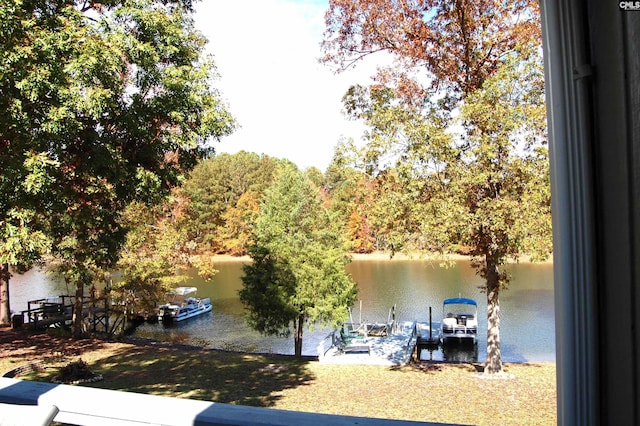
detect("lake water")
[8,259,555,363]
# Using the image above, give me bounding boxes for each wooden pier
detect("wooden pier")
[16,295,110,332]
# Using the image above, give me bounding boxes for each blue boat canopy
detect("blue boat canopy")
[443,297,477,306]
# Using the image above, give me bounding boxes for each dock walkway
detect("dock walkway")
[318,321,418,366]
[15,295,109,332]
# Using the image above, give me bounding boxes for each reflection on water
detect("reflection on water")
[418,342,480,363]
[9,259,555,363]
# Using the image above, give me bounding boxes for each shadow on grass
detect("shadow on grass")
[85,343,315,407]
[0,328,111,360]
[404,360,554,376]
[390,359,482,375]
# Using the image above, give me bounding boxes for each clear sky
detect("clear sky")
[193,0,376,171]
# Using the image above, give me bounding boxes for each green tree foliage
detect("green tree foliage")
[0,0,234,335]
[0,209,50,325]
[240,165,358,357]
[0,0,62,325]
[322,0,549,374]
[179,151,282,255]
[111,196,218,327]
[428,54,550,373]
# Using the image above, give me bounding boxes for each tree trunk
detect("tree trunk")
[485,256,503,375]
[72,282,85,339]
[293,314,304,357]
[0,264,11,327]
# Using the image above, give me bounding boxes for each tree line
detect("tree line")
[147,149,481,260]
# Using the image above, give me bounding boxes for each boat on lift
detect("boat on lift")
[439,297,478,344]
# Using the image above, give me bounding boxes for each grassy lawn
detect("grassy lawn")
[1,328,556,425]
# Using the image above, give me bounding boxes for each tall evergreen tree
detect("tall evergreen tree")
[240,165,358,357]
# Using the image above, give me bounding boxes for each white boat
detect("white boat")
[439,297,478,344]
[158,287,212,323]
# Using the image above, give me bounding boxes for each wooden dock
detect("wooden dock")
[416,321,440,345]
[16,295,110,332]
[317,321,418,366]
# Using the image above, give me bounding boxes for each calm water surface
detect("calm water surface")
[9,259,555,363]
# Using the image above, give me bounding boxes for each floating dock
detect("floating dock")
[416,321,440,345]
[317,321,418,366]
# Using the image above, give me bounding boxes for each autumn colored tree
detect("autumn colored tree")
[323,0,540,98]
[430,54,550,373]
[221,191,261,256]
[346,209,374,253]
[240,165,357,357]
[0,0,234,336]
[322,0,548,375]
[324,149,376,252]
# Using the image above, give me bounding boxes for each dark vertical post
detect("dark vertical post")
[429,306,432,342]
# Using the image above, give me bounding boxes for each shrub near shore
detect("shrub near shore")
[1,328,556,425]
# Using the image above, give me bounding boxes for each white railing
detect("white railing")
[0,377,444,426]
[317,331,338,359]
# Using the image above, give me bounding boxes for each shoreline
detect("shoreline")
[213,251,553,264]
[0,326,556,367]
[0,327,557,425]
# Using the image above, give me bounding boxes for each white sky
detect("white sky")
[194,0,376,171]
